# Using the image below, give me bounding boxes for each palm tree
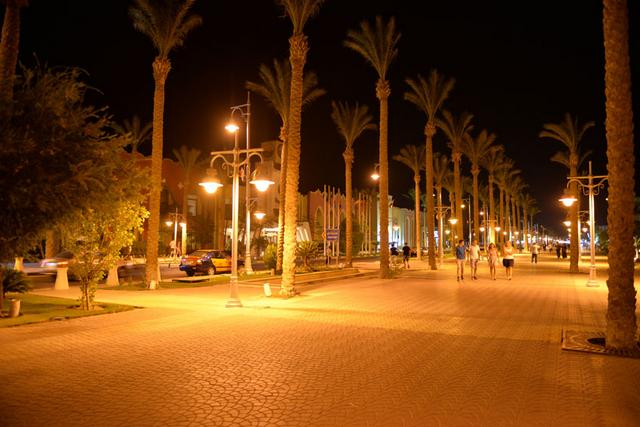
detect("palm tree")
[433,153,450,260]
[463,129,497,242]
[0,0,27,107]
[331,101,376,267]
[172,145,205,254]
[113,115,152,154]
[521,193,537,251]
[540,113,594,273]
[404,70,455,269]
[246,58,325,273]
[437,110,474,239]
[482,145,505,243]
[345,16,400,279]
[602,0,637,351]
[130,0,201,289]
[393,144,426,260]
[277,0,324,296]
[495,159,518,244]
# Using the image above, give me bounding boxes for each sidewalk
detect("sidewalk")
[0,252,638,426]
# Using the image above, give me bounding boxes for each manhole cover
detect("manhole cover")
[562,330,640,358]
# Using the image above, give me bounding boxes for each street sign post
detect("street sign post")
[326,229,339,241]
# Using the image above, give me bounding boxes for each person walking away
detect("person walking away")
[502,240,515,280]
[487,242,498,280]
[531,242,540,264]
[402,242,411,269]
[469,239,480,280]
[561,244,567,259]
[455,240,466,281]
[555,244,561,259]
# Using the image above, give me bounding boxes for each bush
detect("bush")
[263,244,277,271]
[296,241,321,271]
[1,266,31,298]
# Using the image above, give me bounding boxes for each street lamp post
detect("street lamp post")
[435,205,452,267]
[461,197,471,244]
[199,108,273,308]
[165,206,186,259]
[558,161,608,287]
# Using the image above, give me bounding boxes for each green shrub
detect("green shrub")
[263,244,277,271]
[296,241,320,271]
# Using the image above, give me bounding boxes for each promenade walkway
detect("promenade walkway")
[0,253,638,426]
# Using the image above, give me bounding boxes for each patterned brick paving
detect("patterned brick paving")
[0,253,638,426]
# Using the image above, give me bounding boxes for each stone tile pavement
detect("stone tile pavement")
[0,253,639,426]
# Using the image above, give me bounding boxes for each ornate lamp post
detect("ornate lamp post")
[558,161,608,287]
[199,106,273,308]
[461,197,471,244]
[435,205,452,267]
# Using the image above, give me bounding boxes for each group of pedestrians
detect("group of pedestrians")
[456,239,515,282]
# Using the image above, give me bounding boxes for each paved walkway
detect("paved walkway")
[1,253,639,426]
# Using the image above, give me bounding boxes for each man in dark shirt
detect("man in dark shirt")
[402,242,411,269]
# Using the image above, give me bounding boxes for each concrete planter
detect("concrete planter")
[9,298,20,318]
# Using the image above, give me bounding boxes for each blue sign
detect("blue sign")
[326,229,339,241]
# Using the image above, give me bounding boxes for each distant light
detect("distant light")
[254,211,266,220]
[165,221,173,227]
[479,226,485,232]
[179,222,186,228]
[200,181,222,194]
[449,218,458,225]
[563,220,571,228]
[445,230,450,235]
[582,227,588,233]
[559,191,577,207]
[495,226,501,231]
[371,172,380,181]
[479,211,484,216]
[461,204,466,209]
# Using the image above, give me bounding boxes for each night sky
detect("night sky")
[11,0,640,234]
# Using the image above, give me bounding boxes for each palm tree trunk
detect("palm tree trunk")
[425,123,436,268]
[144,58,170,289]
[453,152,463,239]
[511,196,517,244]
[436,185,443,261]
[276,135,287,272]
[603,0,637,351]
[376,80,391,278]
[181,175,189,255]
[0,0,22,107]
[344,149,354,267]
[488,175,495,243]
[523,207,529,252]
[472,166,480,242]
[413,173,421,262]
[569,166,579,273]
[281,35,308,296]
[499,188,504,244]
[505,193,511,241]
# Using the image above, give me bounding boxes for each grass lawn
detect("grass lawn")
[0,293,134,328]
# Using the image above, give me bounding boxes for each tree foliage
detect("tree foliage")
[0,64,132,260]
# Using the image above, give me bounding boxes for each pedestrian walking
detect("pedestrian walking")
[530,242,540,264]
[402,242,411,269]
[556,244,561,259]
[469,239,480,280]
[561,244,568,259]
[487,242,498,280]
[455,240,466,281]
[502,241,515,280]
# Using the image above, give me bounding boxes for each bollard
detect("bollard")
[54,266,69,290]
[9,299,20,318]
[263,283,272,297]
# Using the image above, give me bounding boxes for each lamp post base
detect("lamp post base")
[585,265,599,287]
[225,298,243,308]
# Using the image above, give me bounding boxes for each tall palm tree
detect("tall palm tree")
[246,58,325,273]
[130,0,201,289]
[433,153,450,259]
[404,70,455,269]
[331,101,376,267]
[482,145,505,243]
[602,0,637,351]
[345,16,400,279]
[521,193,536,251]
[393,144,426,259]
[0,0,27,107]
[463,129,496,242]
[113,115,152,154]
[172,145,205,254]
[540,113,593,273]
[437,110,474,239]
[277,0,324,296]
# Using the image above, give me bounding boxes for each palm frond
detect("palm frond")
[404,69,455,121]
[393,144,425,175]
[331,101,376,150]
[277,0,324,34]
[344,16,400,80]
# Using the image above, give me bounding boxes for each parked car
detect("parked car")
[179,249,235,276]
